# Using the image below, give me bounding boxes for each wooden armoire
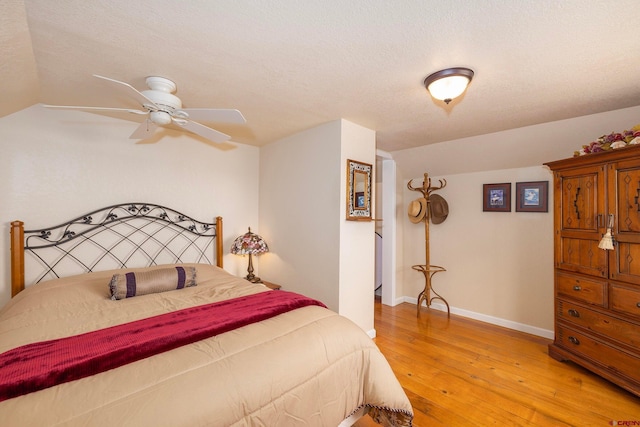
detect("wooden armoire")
[545,146,640,397]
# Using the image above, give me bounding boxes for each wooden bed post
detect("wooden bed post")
[216,216,223,268]
[10,221,25,297]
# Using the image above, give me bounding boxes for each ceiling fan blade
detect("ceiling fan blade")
[92,75,158,107]
[177,108,246,124]
[42,105,149,115]
[130,119,158,139]
[174,119,231,143]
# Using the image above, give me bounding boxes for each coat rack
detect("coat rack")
[408,172,450,316]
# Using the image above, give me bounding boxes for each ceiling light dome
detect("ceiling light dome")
[424,67,474,104]
[150,111,172,125]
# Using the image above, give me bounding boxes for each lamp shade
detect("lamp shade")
[230,227,269,255]
[424,67,474,104]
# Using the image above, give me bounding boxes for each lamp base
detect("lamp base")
[244,253,262,283]
[245,274,262,283]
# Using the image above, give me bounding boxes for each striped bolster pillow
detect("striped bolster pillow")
[109,266,197,300]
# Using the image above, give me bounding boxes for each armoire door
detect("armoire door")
[554,164,607,278]
[609,158,640,285]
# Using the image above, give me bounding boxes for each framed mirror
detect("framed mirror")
[346,159,373,221]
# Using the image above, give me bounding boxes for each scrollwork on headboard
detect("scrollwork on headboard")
[11,203,224,296]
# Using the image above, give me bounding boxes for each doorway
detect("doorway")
[376,150,397,306]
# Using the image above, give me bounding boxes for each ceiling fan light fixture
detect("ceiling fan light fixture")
[424,67,474,104]
[150,110,172,125]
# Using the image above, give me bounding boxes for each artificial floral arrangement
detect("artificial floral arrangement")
[574,123,640,156]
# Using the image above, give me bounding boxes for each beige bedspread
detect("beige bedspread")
[0,264,412,426]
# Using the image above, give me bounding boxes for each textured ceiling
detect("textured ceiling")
[2,0,640,152]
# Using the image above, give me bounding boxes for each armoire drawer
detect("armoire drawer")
[610,283,640,319]
[556,325,640,381]
[556,299,640,349]
[556,272,606,307]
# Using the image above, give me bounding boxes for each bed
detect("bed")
[0,203,413,427]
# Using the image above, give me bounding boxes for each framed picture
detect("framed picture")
[483,183,511,212]
[516,181,548,212]
[346,159,372,221]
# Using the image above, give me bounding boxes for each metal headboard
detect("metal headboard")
[10,203,223,297]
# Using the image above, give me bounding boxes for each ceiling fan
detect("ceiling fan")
[43,75,246,144]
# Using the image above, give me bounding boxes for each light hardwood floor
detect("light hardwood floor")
[356,299,640,426]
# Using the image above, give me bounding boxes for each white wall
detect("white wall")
[0,106,260,306]
[393,105,640,337]
[259,119,376,333]
[339,120,376,334]
[401,166,554,336]
[259,120,342,310]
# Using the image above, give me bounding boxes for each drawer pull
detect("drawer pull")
[573,285,582,291]
[568,336,580,345]
[568,309,580,318]
[637,302,640,308]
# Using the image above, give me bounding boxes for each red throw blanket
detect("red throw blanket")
[0,290,325,402]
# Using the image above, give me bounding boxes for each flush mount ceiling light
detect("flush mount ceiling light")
[424,67,474,104]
